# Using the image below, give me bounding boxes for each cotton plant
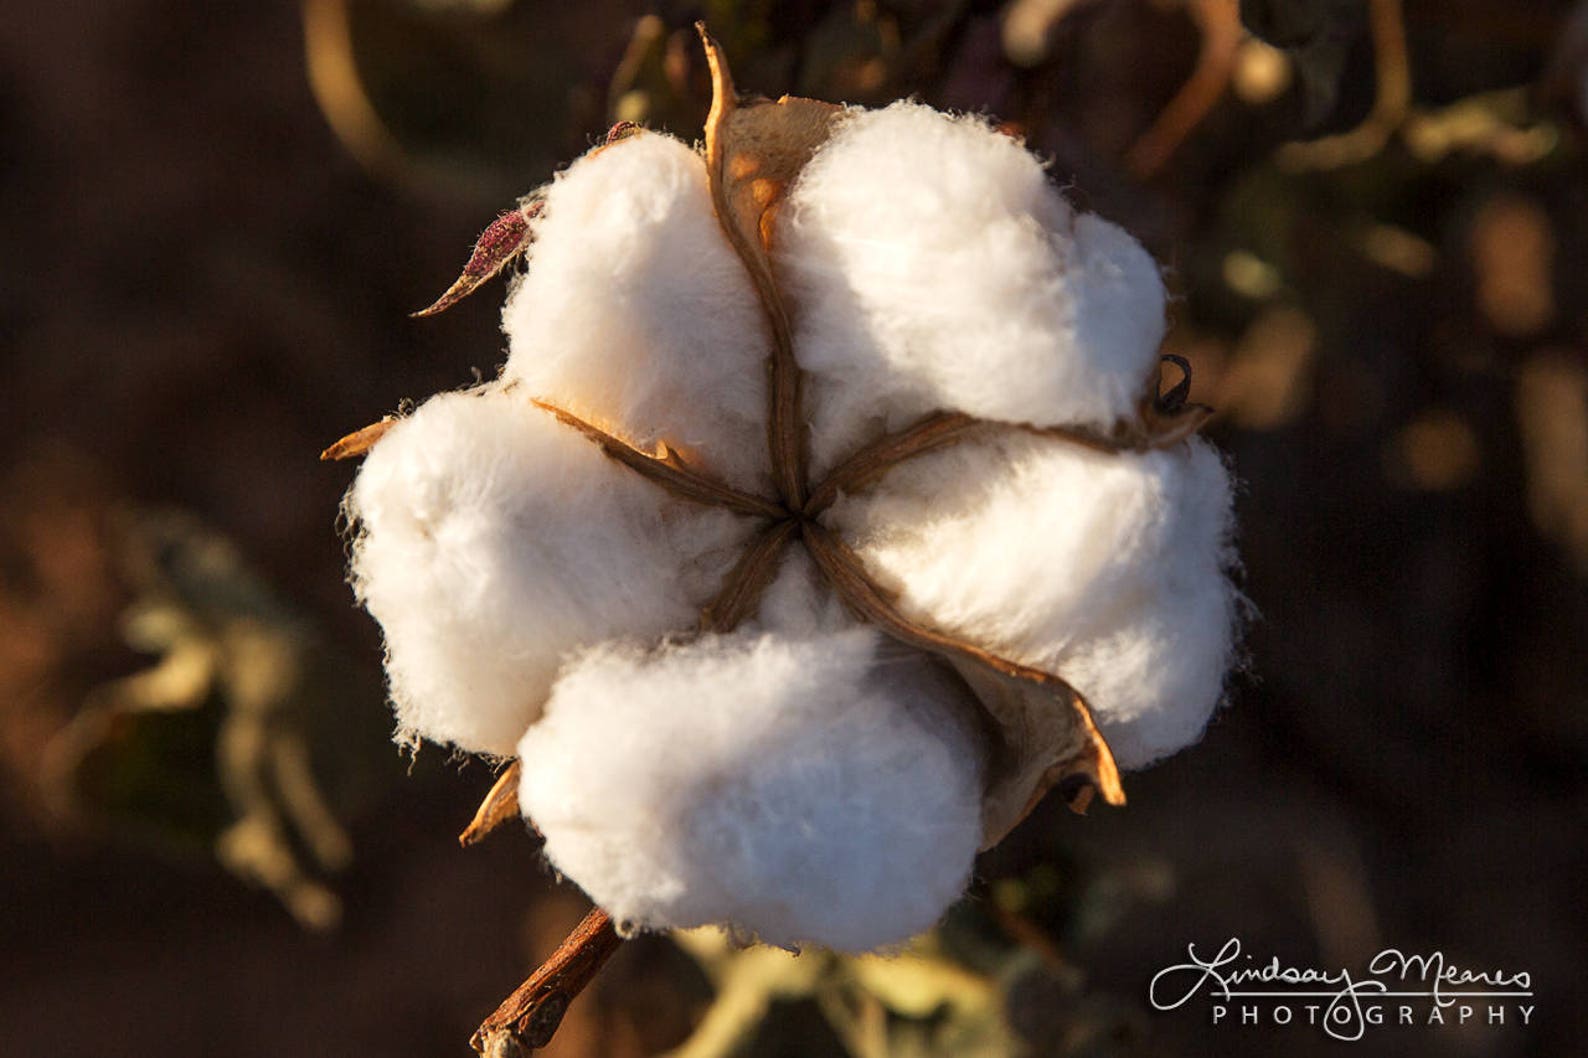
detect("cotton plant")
[325,26,1239,1055]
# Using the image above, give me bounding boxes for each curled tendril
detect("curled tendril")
[1155,355,1195,414]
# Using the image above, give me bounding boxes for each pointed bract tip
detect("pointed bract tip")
[696,22,734,102]
[413,203,541,318]
[320,418,397,461]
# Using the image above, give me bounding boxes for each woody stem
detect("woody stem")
[470,907,624,1057]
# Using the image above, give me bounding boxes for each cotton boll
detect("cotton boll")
[828,433,1236,766]
[776,102,1167,472]
[517,628,985,951]
[502,131,772,493]
[347,386,751,756]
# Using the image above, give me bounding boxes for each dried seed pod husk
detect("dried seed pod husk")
[946,660,1124,846]
[698,23,841,507]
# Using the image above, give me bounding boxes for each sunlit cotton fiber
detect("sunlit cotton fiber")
[346,387,750,756]
[829,433,1238,768]
[517,620,985,951]
[776,101,1168,471]
[502,131,773,494]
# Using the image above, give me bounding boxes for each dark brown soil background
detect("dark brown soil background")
[2,2,1584,1056]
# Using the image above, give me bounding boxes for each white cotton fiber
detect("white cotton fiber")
[346,386,751,756]
[502,132,773,494]
[828,434,1237,768]
[517,625,986,951]
[775,102,1168,472]
[1054,570,1237,770]
[749,548,855,639]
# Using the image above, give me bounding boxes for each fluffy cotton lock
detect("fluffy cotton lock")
[1052,573,1237,769]
[502,131,772,494]
[517,613,985,952]
[828,432,1237,768]
[775,101,1169,471]
[346,386,751,755]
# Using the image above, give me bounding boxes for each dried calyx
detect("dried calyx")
[327,24,1237,1056]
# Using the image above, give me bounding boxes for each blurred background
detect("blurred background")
[2,1,1585,1055]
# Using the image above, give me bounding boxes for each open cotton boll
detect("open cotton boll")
[776,101,1167,472]
[502,131,772,493]
[347,387,750,756]
[517,627,985,951]
[828,433,1236,766]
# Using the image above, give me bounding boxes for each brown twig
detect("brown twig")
[1276,0,1410,169]
[301,0,405,178]
[470,907,625,1057]
[1124,0,1243,179]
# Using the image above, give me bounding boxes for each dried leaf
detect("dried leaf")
[46,511,366,929]
[601,119,643,147]
[1134,353,1216,446]
[1133,400,1215,448]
